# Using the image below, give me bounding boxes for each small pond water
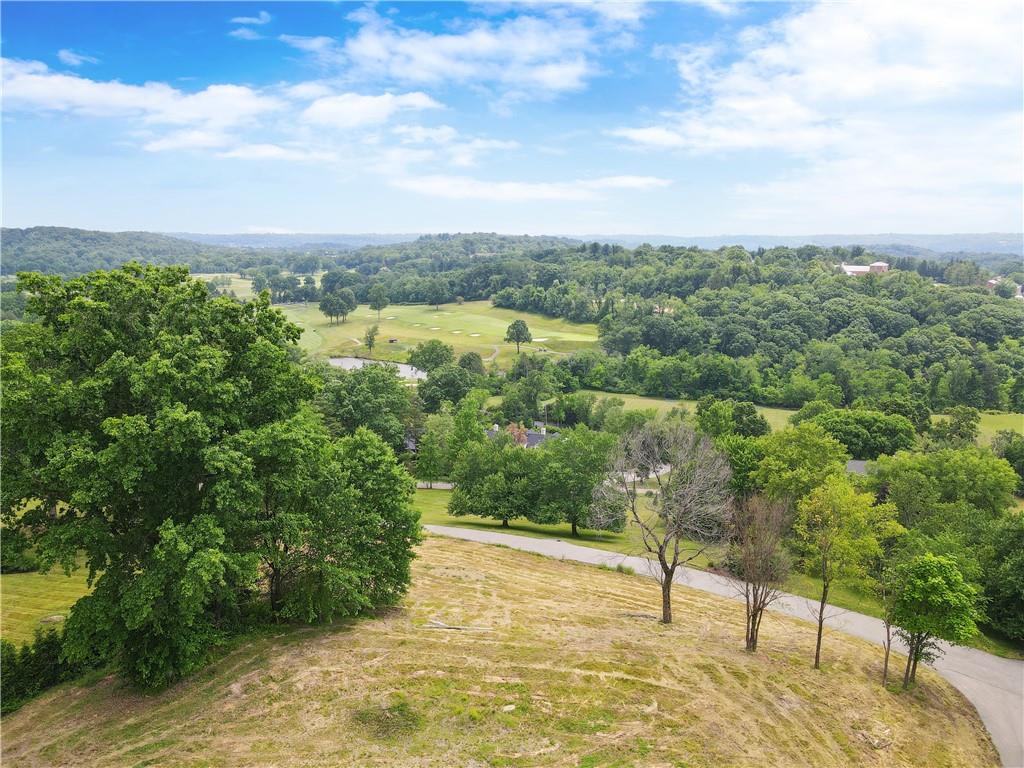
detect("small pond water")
[327,356,427,381]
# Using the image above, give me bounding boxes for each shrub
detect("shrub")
[0,628,97,715]
[1,527,38,573]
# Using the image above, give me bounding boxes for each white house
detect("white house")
[838,261,889,276]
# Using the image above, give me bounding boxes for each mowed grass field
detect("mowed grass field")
[581,390,796,431]
[1,535,997,768]
[194,274,600,367]
[967,411,1023,443]
[279,300,600,368]
[1,566,90,646]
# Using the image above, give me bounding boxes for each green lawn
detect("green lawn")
[1,566,91,646]
[580,390,796,431]
[966,411,1022,444]
[412,488,1023,659]
[277,300,599,368]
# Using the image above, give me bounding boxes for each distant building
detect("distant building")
[986,277,1023,298]
[487,424,557,448]
[846,459,868,475]
[838,261,889,276]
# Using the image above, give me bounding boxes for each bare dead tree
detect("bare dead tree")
[728,496,791,652]
[595,423,733,624]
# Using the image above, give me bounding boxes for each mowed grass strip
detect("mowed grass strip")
[1,567,91,646]
[1,536,997,768]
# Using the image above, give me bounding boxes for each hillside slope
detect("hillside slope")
[0,227,241,275]
[1,536,996,768]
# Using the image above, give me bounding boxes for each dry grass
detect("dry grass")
[1,536,997,768]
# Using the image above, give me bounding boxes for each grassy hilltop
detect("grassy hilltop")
[1,536,997,768]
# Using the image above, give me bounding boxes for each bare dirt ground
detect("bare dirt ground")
[1,536,998,768]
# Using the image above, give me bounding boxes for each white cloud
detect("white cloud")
[143,130,230,152]
[2,59,284,129]
[393,124,460,145]
[392,174,669,202]
[615,1,1022,154]
[302,91,441,129]
[57,49,98,67]
[390,124,519,166]
[339,7,596,99]
[449,138,521,167]
[610,0,1023,229]
[229,28,264,41]
[218,144,336,162]
[230,11,271,25]
[279,35,344,66]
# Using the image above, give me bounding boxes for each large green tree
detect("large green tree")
[449,435,541,527]
[811,408,916,459]
[535,426,618,536]
[753,423,850,505]
[407,339,454,372]
[2,265,317,687]
[367,284,389,321]
[319,363,413,453]
[504,319,532,353]
[418,363,474,413]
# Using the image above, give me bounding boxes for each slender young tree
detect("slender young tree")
[891,554,981,689]
[596,423,733,623]
[363,324,379,357]
[368,284,389,321]
[729,496,791,652]
[794,475,893,669]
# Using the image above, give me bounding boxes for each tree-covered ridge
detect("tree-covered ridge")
[0,227,325,276]
[322,242,1023,412]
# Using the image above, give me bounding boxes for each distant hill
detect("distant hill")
[0,227,245,276]
[168,233,419,249]
[585,232,1023,255]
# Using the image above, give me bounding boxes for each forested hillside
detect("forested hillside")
[0,227,310,275]
[313,238,1024,413]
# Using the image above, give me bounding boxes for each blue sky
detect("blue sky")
[2,1,1021,235]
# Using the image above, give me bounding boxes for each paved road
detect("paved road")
[426,524,1024,767]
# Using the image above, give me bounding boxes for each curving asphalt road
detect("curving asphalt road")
[426,524,1024,767]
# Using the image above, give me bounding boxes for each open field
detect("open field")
[0,566,90,646]
[194,273,256,300]
[585,392,1022,444]
[277,300,599,368]
[582,390,797,431]
[0,536,997,768]
[971,412,1023,444]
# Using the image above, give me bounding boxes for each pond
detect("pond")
[327,356,427,381]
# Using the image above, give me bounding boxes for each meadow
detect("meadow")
[278,299,600,368]
[0,536,997,768]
